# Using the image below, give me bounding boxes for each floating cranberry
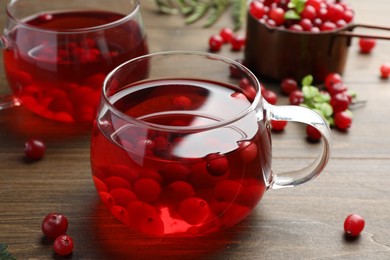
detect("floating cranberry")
[127,201,158,228]
[206,153,229,177]
[104,176,132,191]
[172,95,192,109]
[167,181,194,201]
[41,213,68,239]
[24,138,46,160]
[214,180,242,203]
[109,188,137,207]
[133,178,161,203]
[53,235,74,256]
[239,141,258,163]
[179,197,210,225]
[110,205,130,225]
[344,213,365,237]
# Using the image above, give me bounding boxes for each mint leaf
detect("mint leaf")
[0,243,16,260]
[285,10,300,20]
[301,74,313,87]
[302,85,319,100]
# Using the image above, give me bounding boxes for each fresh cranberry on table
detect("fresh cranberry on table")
[306,125,322,142]
[344,213,365,237]
[358,37,376,54]
[208,34,224,52]
[53,235,74,256]
[41,213,68,239]
[280,78,298,96]
[271,120,288,132]
[380,63,390,79]
[24,138,46,160]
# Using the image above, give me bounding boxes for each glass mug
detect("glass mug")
[90,51,332,237]
[0,0,147,123]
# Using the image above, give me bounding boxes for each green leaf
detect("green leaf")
[185,3,209,24]
[284,10,300,20]
[231,0,246,31]
[0,244,16,260]
[319,102,333,117]
[301,74,314,87]
[302,85,320,100]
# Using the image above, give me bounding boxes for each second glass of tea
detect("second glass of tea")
[1,0,148,123]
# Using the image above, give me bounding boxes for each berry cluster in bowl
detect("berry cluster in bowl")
[249,0,354,32]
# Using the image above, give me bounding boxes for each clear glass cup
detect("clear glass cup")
[90,51,332,237]
[0,0,148,124]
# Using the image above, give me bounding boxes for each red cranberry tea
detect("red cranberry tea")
[91,79,272,237]
[3,10,148,123]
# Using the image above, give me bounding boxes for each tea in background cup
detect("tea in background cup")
[0,0,148,123]
[90,51,332,237]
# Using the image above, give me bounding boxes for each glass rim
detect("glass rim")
[102,50,263,133]
[6,0,140,34]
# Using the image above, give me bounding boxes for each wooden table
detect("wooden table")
[1,1,390,259]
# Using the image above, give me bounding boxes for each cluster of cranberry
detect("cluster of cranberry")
[209,27,246,52]
[249,0,354,32]
[41,213,74,256]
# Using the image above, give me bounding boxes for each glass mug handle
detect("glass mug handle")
[264,102,332,189]
[0,35,19,109]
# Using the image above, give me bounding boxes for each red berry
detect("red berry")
[219,27,234,43]
[271,120,288,132]
[301,5,317,21]
[334,110,352,130]
[327,82,348,96]
[179,197,210,225]
[281,78,298,96]
[321,21,337,31]
[41,213,68,239]
[325,73,343,92]
[269,7,285,26]
[306,125,322,142]
[330,92,350,113]
[263,89,278,105]
[230,34,246,51]
[249,1,266,19]
[133,178,161,203]
[206,153,229,177]
[53,235,74,256]
[289,90,304,105]
[380,63,390,79]
[24,138,46,160]
[208,35,223,52]
[172,95,192,109]
[359,38,376,54]
[344,214,365,237]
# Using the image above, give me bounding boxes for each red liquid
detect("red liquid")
[3,10,148,123]
[91,79,273,237]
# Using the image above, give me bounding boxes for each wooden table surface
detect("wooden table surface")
[1,0,390,259]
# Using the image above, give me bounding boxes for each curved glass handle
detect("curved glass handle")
[0,35,18,110]
[264,102,332,189]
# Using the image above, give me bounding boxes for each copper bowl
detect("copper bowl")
[244,13,390,83]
